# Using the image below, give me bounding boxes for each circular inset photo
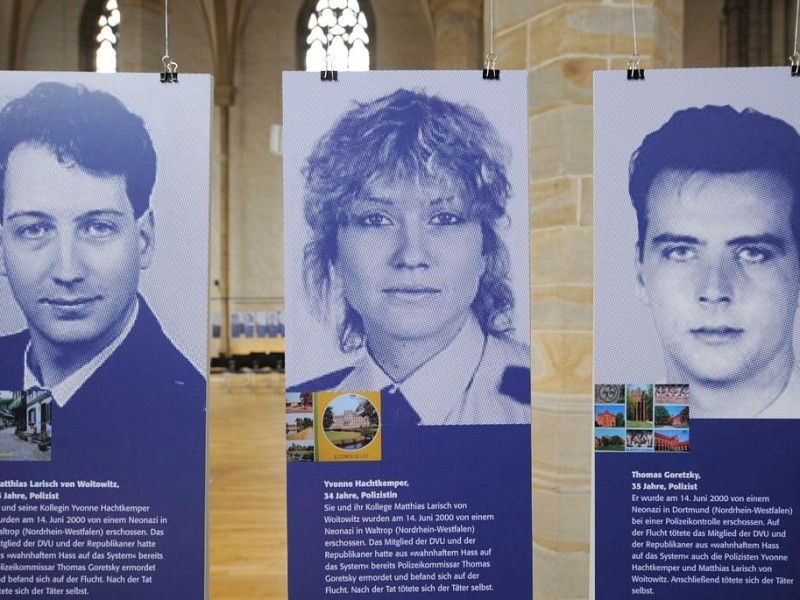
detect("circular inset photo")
[322,393,379,451]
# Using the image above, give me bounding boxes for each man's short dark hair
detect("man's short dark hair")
[302,88,515,352]
[629,105,800,260]
[0,82,156,220]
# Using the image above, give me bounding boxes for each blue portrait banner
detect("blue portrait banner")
[594,68,800,599]
[0,72,210,599]
[283,70,531,598]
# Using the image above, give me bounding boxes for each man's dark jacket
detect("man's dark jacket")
[0,300,206,599]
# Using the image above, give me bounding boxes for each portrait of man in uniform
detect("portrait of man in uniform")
[0,76,209,598]
[628,105,800,418]
[0,82,204,404]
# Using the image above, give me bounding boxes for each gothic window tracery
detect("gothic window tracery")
[302,0,371,71]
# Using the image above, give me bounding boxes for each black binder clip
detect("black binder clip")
[161,56,178,83]
[482,52,500,80]
[321,55,337,82]
[791,53,800,76]
[627,54,644,80]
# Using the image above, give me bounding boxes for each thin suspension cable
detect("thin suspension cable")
[794,0,800,57]
[631,0,639,57]
[164,0,170,58]
[489,0,495,56]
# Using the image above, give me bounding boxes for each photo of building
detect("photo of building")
[654,430,690,452]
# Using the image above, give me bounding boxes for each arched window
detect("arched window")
[722,0,793,66]
[299,0,373,71]
[80,0,121,72]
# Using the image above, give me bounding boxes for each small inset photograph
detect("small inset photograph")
[313,391,382,461]
[654,429,690,452]
[595,384,625,404]
[594,427,625,452]
[655,384,690,405]
[626,384,653,427]
[595,405,625,428]
[286,440,315,462]
[322,393,379,451]
[286,391,314,413]
[655,404,690,428]
[625,429,653,451]
[286,392,315,461]
[286,412,314,442]
[0,389,52,461]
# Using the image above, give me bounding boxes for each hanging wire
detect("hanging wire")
[483,0,498,79]
[321,24,337,80]
[164,0,169,60]
[627,0,644,80]
[325,28,331,70]
[794,0,800,56]
[161,0,178,79]
[791,0,800,74]
[489,0,494,57]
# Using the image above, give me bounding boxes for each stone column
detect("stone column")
[116,0,163,73]
[430,0,482,69]
[2,1,20,69]
[491,1,683,598]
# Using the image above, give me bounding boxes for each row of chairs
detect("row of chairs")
[211,353,285,388]
[210,352,285,373]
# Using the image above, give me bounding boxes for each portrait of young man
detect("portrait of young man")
[0,81,205,404]
[283,72,530,426]
[0,76,210,598]
[595,70,800,419]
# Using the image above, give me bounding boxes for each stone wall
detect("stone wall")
[493,1,683,598]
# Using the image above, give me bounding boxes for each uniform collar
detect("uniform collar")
[339,315,486,425]
[24,299,139,407]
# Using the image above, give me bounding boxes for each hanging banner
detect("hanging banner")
[284,70,531,599]
[594,67,800,599]
[0,72,210,599]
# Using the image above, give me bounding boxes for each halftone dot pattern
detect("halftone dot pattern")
[0,72,211,376]
[283,71,530,426]
[595,68,800,419]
